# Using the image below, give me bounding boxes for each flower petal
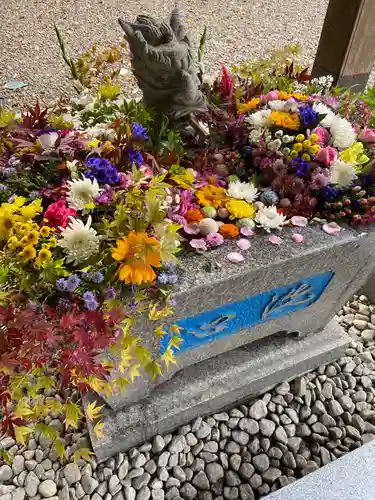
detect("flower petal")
[237,239,251,250]
[292,233,304,243]
[269,234,283,245]
[322,222,341,235]
[291,216,308,227]
[240,227,255,236]
[227,252,244,263]
[184,224,200,235]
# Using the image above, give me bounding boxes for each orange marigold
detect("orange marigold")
[196,185,228,209]
[185,208,204,224]
[219,223,240,238]
[237,98,260,115]
[112,231,161,285]
[270,111,300,131]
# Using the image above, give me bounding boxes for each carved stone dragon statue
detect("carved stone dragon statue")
[118,8,207,121]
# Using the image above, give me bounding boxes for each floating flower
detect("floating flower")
[84,157,120,185]
[196,185,228,209]
[268,235,283,245]
[329,160,357,187]
[227,252,244,263]
[67,177,102,211]
[112,232,161,285]
[227,181,258,203]
[44,200,77,232]
[291,216,308,227]
[255,205,287,231]
[206,233,224,247]
[59,216,100,265]
[322,222,341,235]
[237,239,251,250]
[226,200,256,220]
[189,238,208,251]
[219,224,240,238]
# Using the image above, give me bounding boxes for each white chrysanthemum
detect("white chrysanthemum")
[227,181,259,203]
[313,102,335,128]
[58,216,100,265]
[284,98,299,113]
[249,129,263,145]
[330,116,356,150]
[329,160,357,187]
[268,100,286,111]
[67,176,102,212]
[246,109,271,128]
[255,205,287,231]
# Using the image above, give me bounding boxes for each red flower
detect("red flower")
[43,200,76,231]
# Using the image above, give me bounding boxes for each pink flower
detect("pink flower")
[360,129,375,144]
[190,238,207,251]
[179,190,195,216]
[315,146,338,167]
[312,127,330,146]
[119,172,134,188]
[206,233,224,247]
[262,90,280,103]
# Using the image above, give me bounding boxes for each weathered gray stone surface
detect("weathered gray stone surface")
[101,225,375,411]
[267,441,375,500]
[87,319,350,461]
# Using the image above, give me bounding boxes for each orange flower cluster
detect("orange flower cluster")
[219,224,239,238]
[278,91,309,101]
[270,111,300,131]
[112,231,161,285]
[237,98,260,115]
[185,208,204,224]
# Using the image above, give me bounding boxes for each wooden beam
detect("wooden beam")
[312,0,375,90]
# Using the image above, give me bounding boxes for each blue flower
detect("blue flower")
[299,105,319,127]
[66,274,81,292]
[84,157,120,185]
[128,148,144,166]
[83,291,98,310]
[158,273,170,285]
[290,157,309,177]
[131,122,149,141]
[323,185,338,200]
[57,298,71,310]
[91,271,104,284]
[105,288,116,299]
[56,278,67,292]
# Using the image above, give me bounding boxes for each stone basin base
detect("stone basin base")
[86,319,350,462]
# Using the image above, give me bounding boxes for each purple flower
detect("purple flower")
[290,157,309,178]
[128,148,144,166]
[84,157,120,185]
[158,273,170,284]
[310,169,329,190]
[56,278,67,292]
[206,233,224,247]
[323,185,338,200]
[83,291,98,310]
[169,298,177,307]
[105,288,117,299]
[0,184,8,192]
[28,191,40,199]
[299,105,319,127]
[131,122,149,141]
[3,167,17,178]
[167,274,178,284]
[91,271,104,284]
[57,298,71,310]
[66,274,81,292]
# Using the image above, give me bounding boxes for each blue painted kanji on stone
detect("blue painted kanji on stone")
[160,271,334,355]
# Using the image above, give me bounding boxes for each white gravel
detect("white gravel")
[0,0,333,107]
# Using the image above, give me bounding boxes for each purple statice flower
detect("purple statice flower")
[299,105,320,127]
[3,167,17,178]
[84,157,120,185]
[163,261,177,271]
[83,291,98,310]
[128,147,144,166]
[65,274,81,292]
[56,278,67,292]
[167,274,178,284]
[91,271,104,284]
[95,187,114,204]
[0,184,8,192]
[28,191,40,199]
[131,122,149,141]
[57,298,71,310]
[104,288,117,299]
[158,273,170,285]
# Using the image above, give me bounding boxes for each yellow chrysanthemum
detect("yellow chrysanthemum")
[196,185,228,209]
[112,231,161,285]
[270,111,300,131]
[18,245,36,262]
[226,199,256,220]
[237,98,261,115]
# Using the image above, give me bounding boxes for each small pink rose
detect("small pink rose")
[322,222,341,235]
[240,227,255,236]
[190,238,207,250]
[292,233,304,243]
[314,146,338,167]
[360,128,375,144]
[227,252,245,263]
[237,239,251,251]
[269,235,283,245]
[312,127,330,146]
[291,216,308,227]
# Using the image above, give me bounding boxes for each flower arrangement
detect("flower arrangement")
[1,29,375,459]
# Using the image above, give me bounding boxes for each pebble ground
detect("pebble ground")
[2,293,375,500]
